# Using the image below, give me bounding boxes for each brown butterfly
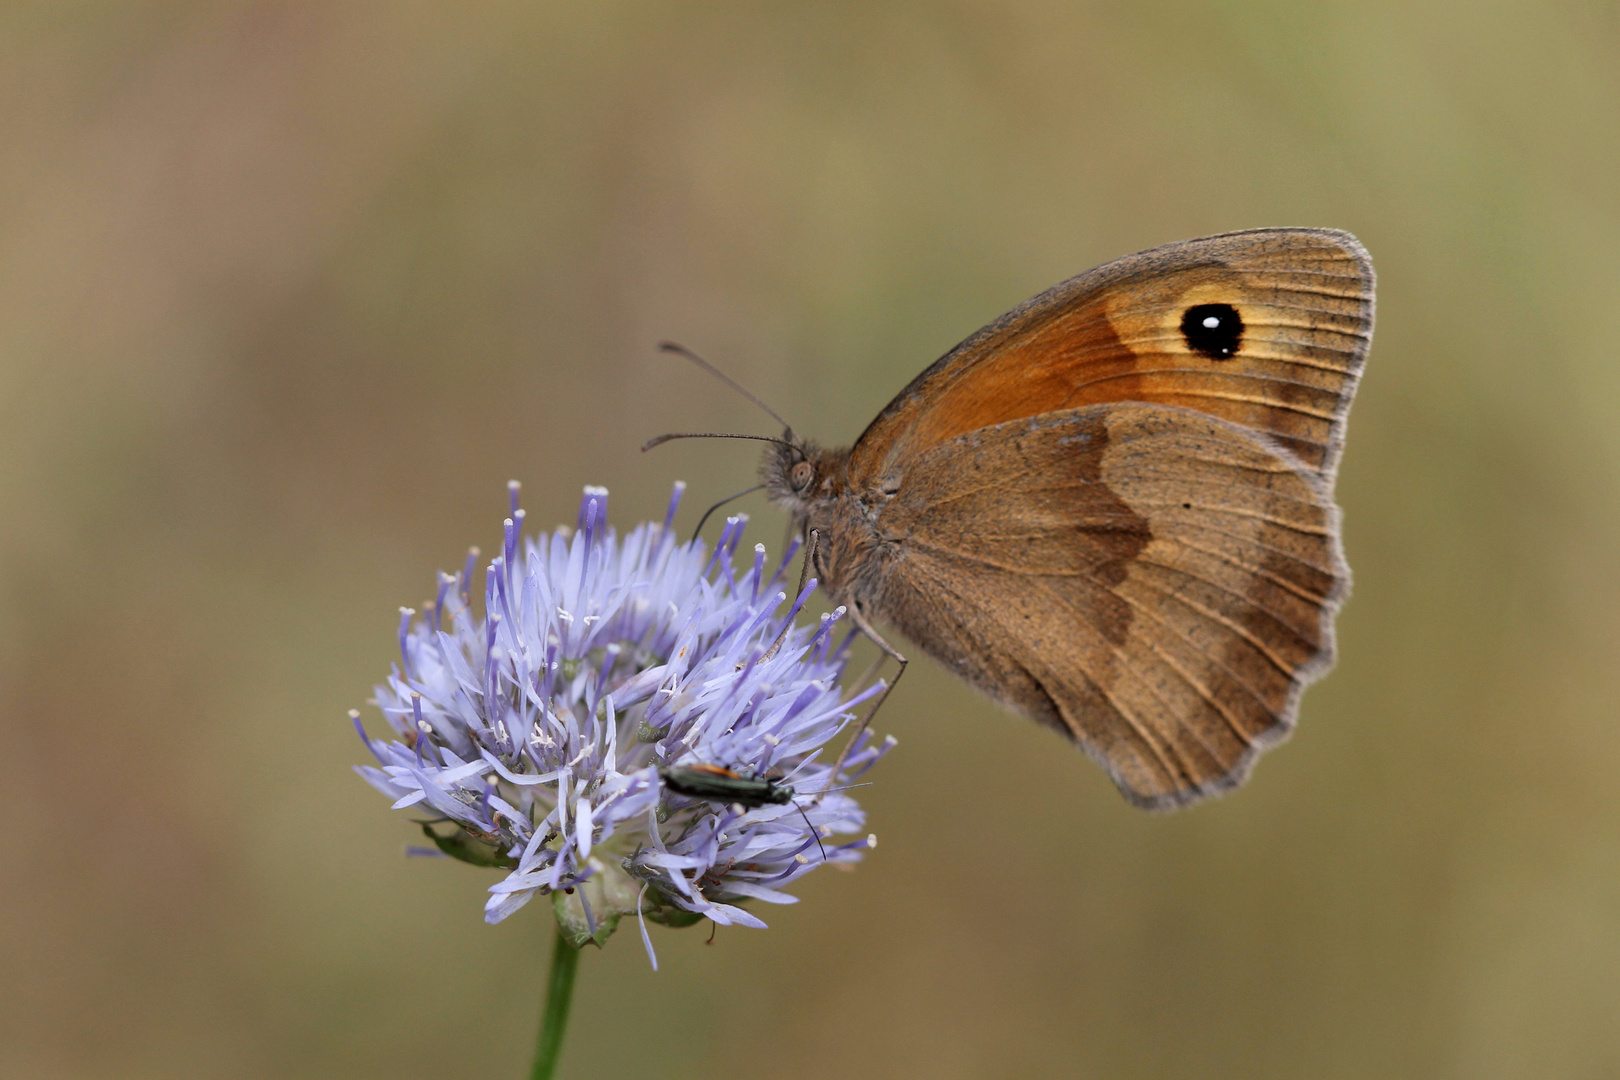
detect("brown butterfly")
[665,229,1373,810]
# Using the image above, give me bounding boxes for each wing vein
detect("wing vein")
[907,559,1194,789]
[1098,581,1272,749]
[1146,530,1335,605]
[1117,564,1305,678]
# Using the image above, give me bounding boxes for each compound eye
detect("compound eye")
[789,461,814,491]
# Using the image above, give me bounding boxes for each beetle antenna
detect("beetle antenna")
[797,781,873,795]
[658,341,792,430]
[792,800,828,862]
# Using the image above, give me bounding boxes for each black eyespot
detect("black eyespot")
[1180,303,1244,360]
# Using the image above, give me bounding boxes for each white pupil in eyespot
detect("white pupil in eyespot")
[1202,315,1221,329]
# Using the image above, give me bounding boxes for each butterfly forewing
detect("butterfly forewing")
[848,229,1373,489]
[869,405,1345,808]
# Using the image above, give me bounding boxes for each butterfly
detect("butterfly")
[666,229,1373,810]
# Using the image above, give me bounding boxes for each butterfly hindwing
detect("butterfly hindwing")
[867,403,1345,808]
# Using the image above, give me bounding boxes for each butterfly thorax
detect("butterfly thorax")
[760,435,887,607]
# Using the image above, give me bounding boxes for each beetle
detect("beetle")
[657,762,826,861]
[657,763,795,807]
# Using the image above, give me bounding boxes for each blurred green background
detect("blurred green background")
[3,2,1619,1077]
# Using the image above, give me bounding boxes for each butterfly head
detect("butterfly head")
[760,432,843,520]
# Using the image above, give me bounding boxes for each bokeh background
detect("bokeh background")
[3,3,1619,1077]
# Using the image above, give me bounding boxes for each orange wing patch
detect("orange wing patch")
[848,229,1373,485]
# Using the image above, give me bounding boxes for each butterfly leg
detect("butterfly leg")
[848,648,889,701]
[763,529,821,662]
[689,482,766,544]
[818,602,907,800]
[779,517,797,577]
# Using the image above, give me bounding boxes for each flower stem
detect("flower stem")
[529,928,581,1080]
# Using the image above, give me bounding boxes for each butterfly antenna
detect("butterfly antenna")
[659,341,792,431]
[641,432,798,453]
[691,482,766,543]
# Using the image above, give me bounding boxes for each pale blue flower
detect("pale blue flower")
[353,482,891,959]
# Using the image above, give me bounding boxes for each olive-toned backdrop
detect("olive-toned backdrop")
[4,3,1619,1078]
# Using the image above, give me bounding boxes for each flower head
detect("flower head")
[353,482,891,958]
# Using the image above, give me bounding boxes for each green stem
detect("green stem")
[529,927,581,1080]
